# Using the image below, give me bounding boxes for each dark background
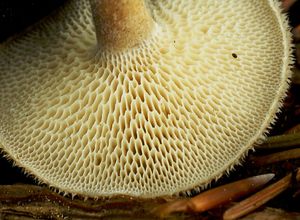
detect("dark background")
[0,0,66,42]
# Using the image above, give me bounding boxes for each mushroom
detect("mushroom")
[0,0,293,197]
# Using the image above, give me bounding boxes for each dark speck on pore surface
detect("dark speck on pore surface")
[232,53,238,59]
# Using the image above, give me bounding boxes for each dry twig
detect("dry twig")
[257,133,300,150]
[251,148,300,166]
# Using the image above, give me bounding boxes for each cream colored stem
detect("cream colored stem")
[89,0,155,52]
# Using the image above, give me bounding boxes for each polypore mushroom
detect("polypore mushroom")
[0,0,293,197]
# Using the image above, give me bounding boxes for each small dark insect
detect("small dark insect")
[232,53,238,58]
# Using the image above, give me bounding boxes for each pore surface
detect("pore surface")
[0,0,291,197]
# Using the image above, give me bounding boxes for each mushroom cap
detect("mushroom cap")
[0,0,292,197]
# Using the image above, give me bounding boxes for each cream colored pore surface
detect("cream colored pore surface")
[0,0,291,197]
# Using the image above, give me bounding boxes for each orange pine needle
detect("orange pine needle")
[154,173,274,218]
[223,173,293,220]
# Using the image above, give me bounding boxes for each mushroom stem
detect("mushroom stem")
[89,0,155,52]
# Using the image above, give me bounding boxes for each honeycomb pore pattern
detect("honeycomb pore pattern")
[0,0,292,197]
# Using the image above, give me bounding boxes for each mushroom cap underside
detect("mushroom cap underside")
[0,0,293,197]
